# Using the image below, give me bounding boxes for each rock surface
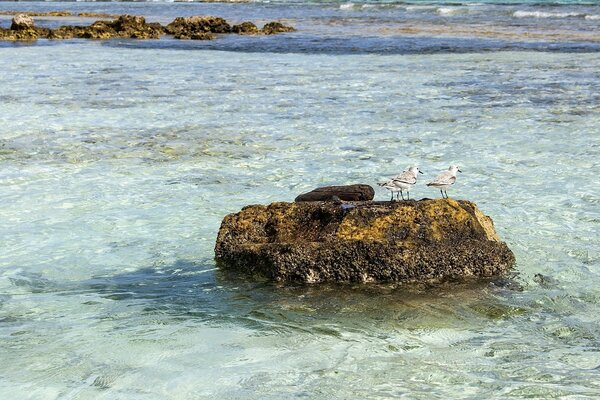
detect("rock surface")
[295,184,375,202]
[48,15,164,40]
[215,199,515,283]
[11,14,34,30]
[261,21,296,35]
[165,16,231,39]
[231,21,260,35]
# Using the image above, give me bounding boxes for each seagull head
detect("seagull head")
[408,166,424,175]
[449,165,462,174]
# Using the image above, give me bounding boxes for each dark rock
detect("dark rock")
[48,15,163,40]
[165,16,231,38]
[1,14,295,41]
[261,21,295,35]
[295,184,375,202]
[215,199,515,283]
[11,14,34,31]
[231,22,260,35]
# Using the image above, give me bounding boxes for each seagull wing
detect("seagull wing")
[427,171,456,186]
[392,170,416,185]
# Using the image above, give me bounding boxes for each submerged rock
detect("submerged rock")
[295,184,375,202]
[215,199,515,283]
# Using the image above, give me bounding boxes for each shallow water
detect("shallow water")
[1,1,600,399]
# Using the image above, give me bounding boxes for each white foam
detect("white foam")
[339,3,355,10]
[437,7,458,16]
[404,5,437,12]
[585,14,600,20]
[513,10,582,19]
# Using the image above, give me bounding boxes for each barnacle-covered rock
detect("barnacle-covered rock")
[215,199,515,283]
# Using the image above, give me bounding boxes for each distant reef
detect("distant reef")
[215,196,515,284]
[0,14,295,41]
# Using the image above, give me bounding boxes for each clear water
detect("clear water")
[1,1,600,399]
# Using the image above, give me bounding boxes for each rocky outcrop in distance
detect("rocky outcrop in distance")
[0,13,296,41]
[215,199,515,284]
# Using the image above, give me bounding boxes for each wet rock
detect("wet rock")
[1,13,295,41]
[215,199,515,283]
[165,16,231,38]
[231,21,260,35]
[11,14,34,31]
[0,27,36,40]
[261,21,295,35]
[295,184,375,202]
[48,15,163,40]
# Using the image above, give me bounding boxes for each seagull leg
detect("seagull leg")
[390,192,394,202]
[407,191,410,200]
[440,189,444,199]
[445,190,448,199]
[400,191,404,201]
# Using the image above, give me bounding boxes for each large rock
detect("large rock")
[11,14,34,31]
[49,15,164,40]
[295,184,375,202]
[215,199,515,283]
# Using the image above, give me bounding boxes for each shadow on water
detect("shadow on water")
[7,260,529,335]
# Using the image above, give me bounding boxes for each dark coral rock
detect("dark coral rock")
[231,21,260,35]
[166,16,231,39]
[48,15,163,40]
[295,184,375,202]
[215,199,515,283]
[261,21,295,35]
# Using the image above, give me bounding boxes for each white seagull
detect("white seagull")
[427,165,462,199]
[378,166,423,201]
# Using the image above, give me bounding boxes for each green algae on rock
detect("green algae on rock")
[215,199,515,283]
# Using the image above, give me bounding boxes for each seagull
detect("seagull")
[378,166,423,201]
[427,165,462,199]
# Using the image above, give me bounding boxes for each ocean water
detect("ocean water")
[1,1,600,399]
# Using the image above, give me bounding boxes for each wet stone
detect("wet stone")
[215,199,515,284]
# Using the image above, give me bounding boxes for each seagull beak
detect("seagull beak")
[458,169,462,173]
[419,170,424,174]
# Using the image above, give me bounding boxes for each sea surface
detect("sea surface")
[1,0,599,399]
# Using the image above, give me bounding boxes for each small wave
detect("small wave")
[339,3,355,11]
[437,7,458,16]
[404,5,438,12]
[513,10,583,19]
[585,14,600,20]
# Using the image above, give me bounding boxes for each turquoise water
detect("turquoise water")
[1,1,600,399]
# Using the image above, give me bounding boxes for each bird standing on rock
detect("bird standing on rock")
[427,165,462,199]
[378,166,423,201]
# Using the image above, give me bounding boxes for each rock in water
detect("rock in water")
[295,184,375,202]
[165,16,231,39]
[215,199,515,283]
[261,22,295,35]
[11,14,34,30]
